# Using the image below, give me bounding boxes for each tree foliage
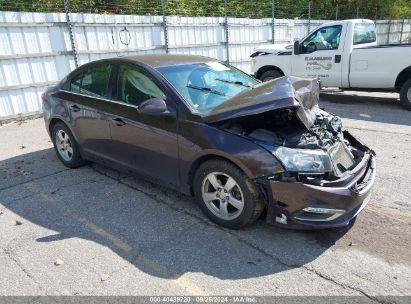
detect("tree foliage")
[0,0,410,19]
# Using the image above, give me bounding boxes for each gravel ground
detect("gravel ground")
[0,91,410,300]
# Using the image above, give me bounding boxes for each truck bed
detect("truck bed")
[349,44,411,89]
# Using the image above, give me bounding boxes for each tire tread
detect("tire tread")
[399,78,411,111]
[260,69,283,82]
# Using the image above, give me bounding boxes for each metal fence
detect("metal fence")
[1,0,411,120]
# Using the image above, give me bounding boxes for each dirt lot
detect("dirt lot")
[0,91,410,299]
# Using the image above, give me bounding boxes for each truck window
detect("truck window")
[301,25,342,54]
[353,23,376,45]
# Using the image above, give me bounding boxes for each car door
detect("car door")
[57,62,114,160]
[291,25,345,87]
[107,63,180,185]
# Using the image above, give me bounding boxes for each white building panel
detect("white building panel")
[0,11,407,119]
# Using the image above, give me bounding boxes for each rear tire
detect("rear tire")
[259,69,283,82]
[52,122,85,168]
[399,78,411,110]
[193,160,264,229]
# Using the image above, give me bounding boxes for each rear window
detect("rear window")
[80,64,112,98]
[67,63,112,99]
[69,73,82,93]
[353,23,376,45]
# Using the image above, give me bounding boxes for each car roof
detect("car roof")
[118,54,217,68]
[64,54,220,83]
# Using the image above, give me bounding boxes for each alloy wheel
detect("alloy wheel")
[56,129,73,162]
[201,172,244,220]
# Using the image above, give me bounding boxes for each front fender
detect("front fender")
[178,120,283,186]
[252,53,291,77]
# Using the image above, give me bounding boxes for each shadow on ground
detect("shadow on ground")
[0,148,351,280]
[320,92,411,126]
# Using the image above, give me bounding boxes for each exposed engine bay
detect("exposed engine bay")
[199,76,375,228]
[219,107,368,180]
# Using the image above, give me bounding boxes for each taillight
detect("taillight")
[41,92,46,102]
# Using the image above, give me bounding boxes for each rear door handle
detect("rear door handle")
[70,104,80,112]
[112,117,126,126]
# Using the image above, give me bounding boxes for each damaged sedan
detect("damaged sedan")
[42,54,376,229]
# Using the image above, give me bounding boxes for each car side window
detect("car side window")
[69,73,82,93]
[117,64,166,107]
[301,25,342,53]
[79,64,112,98]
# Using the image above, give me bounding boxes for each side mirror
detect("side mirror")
[293,40,300,55]
[138,97,167,114]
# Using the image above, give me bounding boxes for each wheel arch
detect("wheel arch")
[395,66,411,89]
[49,117,64,135]
[48,117,79,144]
[187,153,253,195]
[256,65,285,80]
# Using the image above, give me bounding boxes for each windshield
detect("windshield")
[157,62,259,113]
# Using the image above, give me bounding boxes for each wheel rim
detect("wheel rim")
[407,86,411,102]
[55,130,73,162]
[201,172,244,220]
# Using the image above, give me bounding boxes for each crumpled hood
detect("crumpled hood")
[202,76,321,129]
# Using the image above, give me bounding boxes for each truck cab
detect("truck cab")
[251,19,411,109]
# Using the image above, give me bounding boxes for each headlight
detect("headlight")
[273,147,332,173]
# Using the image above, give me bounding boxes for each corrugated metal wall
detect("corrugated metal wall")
[0,11,409,119]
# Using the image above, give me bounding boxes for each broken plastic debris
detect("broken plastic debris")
[54,258,64,266]
[101,273,110,281]
[275,214,287,224]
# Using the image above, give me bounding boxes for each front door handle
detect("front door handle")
[335,55,342,63]
[112,117,126,126]
[70,104,80,112]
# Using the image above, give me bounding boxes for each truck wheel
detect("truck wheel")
[400,79,411,110]
[260,70,283,82]
[193,160,264,229]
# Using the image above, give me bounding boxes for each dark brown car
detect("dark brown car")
[42,54,376,229]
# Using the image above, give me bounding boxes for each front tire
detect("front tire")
[399,78,411,110]
[259,69,283,82]
[193,160,264,229]
[52,122,85,168]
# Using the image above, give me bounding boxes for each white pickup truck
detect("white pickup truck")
[250,19,411,109]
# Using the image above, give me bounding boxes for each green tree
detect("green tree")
[0,0,410,19]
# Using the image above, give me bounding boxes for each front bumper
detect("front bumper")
[265,152,376,229]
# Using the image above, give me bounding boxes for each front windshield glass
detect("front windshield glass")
[157,62,259,113]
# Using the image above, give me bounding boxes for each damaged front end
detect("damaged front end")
[210,76,376,229]
[261,125,376,229]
